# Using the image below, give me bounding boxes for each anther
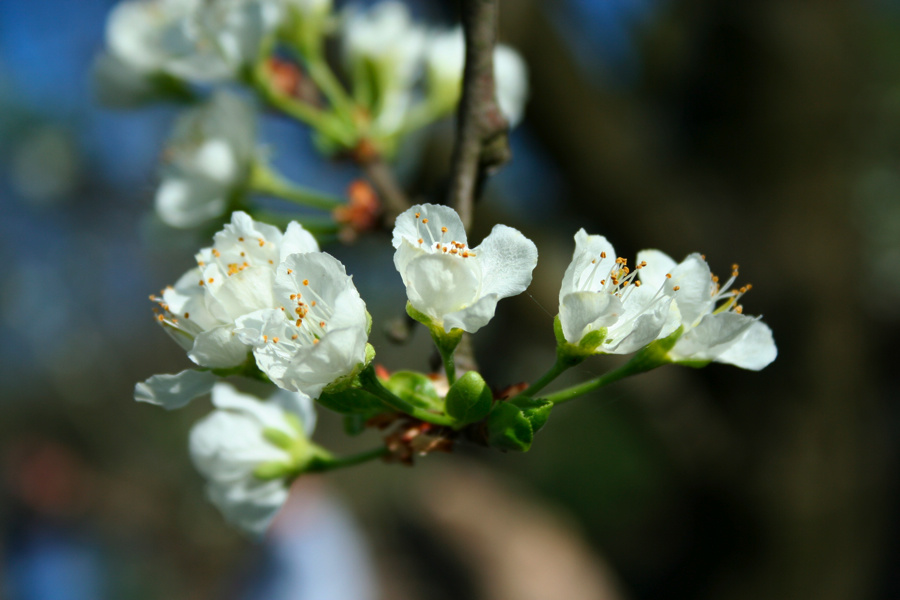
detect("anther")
[238,237,244,242]
[600,252,607,258]
[212,249,221,257]
[666,274,672,279]
[422,218,428,224]
[303,279,309,286]
[441,226,448,233]
[262,335,268,342]
[418,238,423,244]
[273,337,279,344]
[415,212,420,218]
[287,269,293,274]
[635,281,642,287]
[184,312,190,318]
[319,321,325,328]
[311,301,316,307]
[291,334,298,340]
[258,238,265,247]
[208,278,214,284]
[673,286,681,291]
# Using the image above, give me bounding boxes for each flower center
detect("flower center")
[412,212,476,258]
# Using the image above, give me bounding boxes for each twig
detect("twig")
[446,0,512,231]
[362,157,410,224]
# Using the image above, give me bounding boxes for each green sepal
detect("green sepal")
[383,371,443,411]
[445,371,493,426]
[320,343,376,395]
[509,397,553,434]
[553,315,605,365]
[579,329,608,353]
[406,302,434,329]
[253,461,295,481]
[262,427,296,450]
[317,387,385,415]
[486,402,534,452]
[553,314,567,345]
[632,325,684,369]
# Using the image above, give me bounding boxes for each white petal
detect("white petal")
[715,319,777,371]
[604,294,674,354]
[392,203,467,250]
[205,266,276,322]
[475,224,538,299]
[269,388,318,436]
[635,249,677,290]
[560,229,616,297]
[155,176,228,228]
[494,44,528,127]
[443,293,500,334]
[559,291,621,344]
[278,222,320,262]
[669,312,755,364]
[393,238,429,287]
[205,478,288,537]
[281,326,369,397]
[404,253,480,324]
[192,139,238,183]
[189,325,249,368]
[134,369,217,410]
[668,253,714,326]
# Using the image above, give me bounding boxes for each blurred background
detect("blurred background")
[2,0,900,598]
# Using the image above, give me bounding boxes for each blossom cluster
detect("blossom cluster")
[136,204,776,535]
[96,0,529,229]
[103,0,776,542]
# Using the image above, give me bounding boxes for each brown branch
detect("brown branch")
[361,156,410,225]
[446,0,512,231]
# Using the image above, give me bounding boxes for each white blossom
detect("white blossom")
[155,92,256,228]
[235,253,370,398]
[340,1,426,135]
[149,211,320,376]
[392,204,538,334]
[558,229,679,354]
[105,0,281,84]
[190,382,317,535]
[425,27,529,126]
[635,250,777,370]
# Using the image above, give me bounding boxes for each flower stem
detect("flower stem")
[520,356,572,398]
[309,447,388,473]
[358,365,456,426]
[251,63,356,146]
[251,163,345,211]
[540,348,668,405]
[248,209,341,236]
[430,329,463,385]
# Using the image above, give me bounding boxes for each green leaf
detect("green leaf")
[317,387,385,415]
[384,371,443,411]
[445,371,493,426]
[509,397,553,434]
[486,402,534,452]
